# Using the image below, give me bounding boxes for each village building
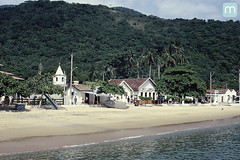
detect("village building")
[206,89,237,104]
[51,64,109,105]
[109,78,158,102]
[53,64,67,88]
[64,84,109,105]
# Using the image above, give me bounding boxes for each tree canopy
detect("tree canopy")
[156,64,207,99]
[84,80,125,95]
[0,73,24,96]
[24,73,64,96]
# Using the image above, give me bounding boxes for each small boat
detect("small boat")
[104,100,129,109]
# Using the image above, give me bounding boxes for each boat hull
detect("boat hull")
[104,100,129,109]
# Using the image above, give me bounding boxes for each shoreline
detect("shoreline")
[0,105,240,154]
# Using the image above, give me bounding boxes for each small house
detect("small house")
[109,78,158,102]
[65,84,109,105]
[206,89,237,104]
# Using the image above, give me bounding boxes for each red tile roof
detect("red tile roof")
[124,78,149,91]
[206,89,235,94]
[74,84,92,91]
[12,76,24,81]
[108,79,124,85]
[0,71,14,76]
[109,78,154,91]
[0,71,24,80]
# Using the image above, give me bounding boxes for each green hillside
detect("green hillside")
[0,0,240,89]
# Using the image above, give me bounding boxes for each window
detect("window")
[56,77,58,81]
[62,77,64,82]
[145,92,147,97]
[141,92,143,97]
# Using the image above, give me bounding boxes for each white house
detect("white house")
[109,78,158,102]
[65,84,110,105]
[206,89,237,104]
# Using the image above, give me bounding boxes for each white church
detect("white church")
[53,64,67,89]
[50,64,67,104]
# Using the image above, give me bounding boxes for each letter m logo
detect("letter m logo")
[223,3,238,17]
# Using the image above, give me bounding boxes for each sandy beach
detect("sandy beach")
[0,104,240,154]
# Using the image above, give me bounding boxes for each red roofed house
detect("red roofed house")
[206,89,237,103]
[0,64,24,81]
[109,78,157,102]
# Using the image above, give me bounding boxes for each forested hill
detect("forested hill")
[0,0,240,89]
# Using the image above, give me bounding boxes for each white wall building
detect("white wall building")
[109,78,157,102]
[65,84,110,105]
[206,89,237,104]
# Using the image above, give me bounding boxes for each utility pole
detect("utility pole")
[239,69,240,98]
[210,72,214,105]
[70,53,73,105]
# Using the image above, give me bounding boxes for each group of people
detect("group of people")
[0,95,13,106]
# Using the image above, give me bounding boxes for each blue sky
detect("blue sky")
[0,0,239,20]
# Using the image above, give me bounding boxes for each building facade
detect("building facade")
[206,89,237,104]
[109,78,158,102]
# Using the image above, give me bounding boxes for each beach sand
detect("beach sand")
[0,104,240,154]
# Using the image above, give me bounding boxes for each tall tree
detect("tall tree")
[25,73,63,107]
[154,53,163,79]
[89,64,97,82]
[162,42,188,68]
[141,48,157,78]
[172,41,188,64]
[127,50,135,75]
[0,73,28,97]
[97,81,125,96]
[156,64,206,101]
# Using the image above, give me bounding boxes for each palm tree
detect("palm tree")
[126,50,135,77]
[141,48,157,78]
[172,41,188,64]
[102,65,107,81]
[162,41,188,68]
[102,65,116,81]
[90,64,97,82]
[162,44,177,68]
[136,61,140,78]
[155,55,163,79]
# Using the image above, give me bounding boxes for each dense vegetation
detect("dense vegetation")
[156,64,207,99]
[0,0,240,90]
[0,72,63,98]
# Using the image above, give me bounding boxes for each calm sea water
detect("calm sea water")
[1,124,240,160]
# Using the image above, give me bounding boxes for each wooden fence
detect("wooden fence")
[13,98,64,105]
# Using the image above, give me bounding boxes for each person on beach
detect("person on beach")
[74,96,77,105]
[0,95,4,106]
[9,95,13,105]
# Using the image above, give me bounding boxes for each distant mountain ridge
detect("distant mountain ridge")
[0,5,15,8]
[112,7,143,15]
[0,0,239,89]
